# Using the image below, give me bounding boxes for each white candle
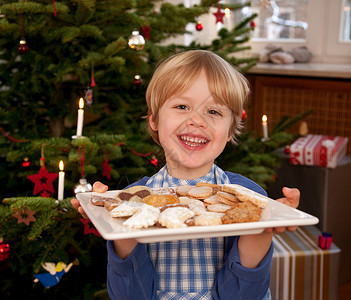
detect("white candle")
[262,115,269,140]
[58,160,65,201]
[76,97,84,137]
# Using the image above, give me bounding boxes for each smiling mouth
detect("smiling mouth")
[179,135,209,147]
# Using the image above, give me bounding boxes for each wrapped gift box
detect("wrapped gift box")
[270,226,340,300]
[289,134,348,168]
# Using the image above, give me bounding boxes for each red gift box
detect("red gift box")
[289,134,348,168]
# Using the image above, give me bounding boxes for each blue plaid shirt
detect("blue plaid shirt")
[145,164,230,299]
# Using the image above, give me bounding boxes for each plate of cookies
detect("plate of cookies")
[76,183,319,242]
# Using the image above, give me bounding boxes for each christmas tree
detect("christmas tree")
[0,1,272,298]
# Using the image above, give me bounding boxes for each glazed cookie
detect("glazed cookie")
[207,203,232,213]
[215,191,239,205]
[143,194,179,207]
[187,186,213,199]
[196,182,221,194]
[176,185,193,197]
[221,202,262,224]
[222,184,267,208]
[203,195,222,206]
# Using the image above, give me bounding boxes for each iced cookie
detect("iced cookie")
[143,194,179,207]
[90,194,118,206]
[176,185,193,196]
[193,212,224,226]
[158,207,195,228]
[207,203,232,213]
[110,201,145,218]
[179,197,207,215]
[123,205,160,229]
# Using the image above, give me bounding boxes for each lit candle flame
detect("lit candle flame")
[79,97,84,109]
[262,115,267,123]
[224,8,230,16]
[59,160,64,171]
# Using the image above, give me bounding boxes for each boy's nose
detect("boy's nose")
[186,111,208,128]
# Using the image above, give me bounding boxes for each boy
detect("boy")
[72,50,299,299]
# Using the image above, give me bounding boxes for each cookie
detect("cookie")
[104,199,122,211]
[158,206,195,228]
[187,186,213,199]
[215,191,239,205]
[143,194,179,207]
[221,202,262,224]
[110,201,145,218]
[207,203,232,213]
[116,186,152,201]
[90,194,117,206]
[222,184,267,208]
[123,205,160,229]
[196,182,221,194]
[203,195,222,206]
[176,185,193,197]
[179,197,207,215]
[193,212,224,226]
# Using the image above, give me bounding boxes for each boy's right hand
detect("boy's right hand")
[71,181,109,220]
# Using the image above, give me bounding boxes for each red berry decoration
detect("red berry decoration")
[0,241,10,261]
[133,75,142,87]
[250,21,256,28]
[18,39,29,54]
[196,21,203,31]
[241,109,247,121]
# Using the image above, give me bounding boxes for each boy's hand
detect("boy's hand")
[71,181,109,220]
[265,187,300,234]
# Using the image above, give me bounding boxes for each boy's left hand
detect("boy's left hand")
[265,187,300,234]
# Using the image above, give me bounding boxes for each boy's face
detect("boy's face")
[149,70,232,179]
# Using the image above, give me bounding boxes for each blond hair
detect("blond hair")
[146,50,250,145]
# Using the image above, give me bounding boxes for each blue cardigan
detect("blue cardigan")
[106,172,273,300]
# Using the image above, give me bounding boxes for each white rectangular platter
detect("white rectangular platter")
[76,189,319,243]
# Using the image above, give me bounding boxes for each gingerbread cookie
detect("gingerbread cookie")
[116,186,152,201]
[221,202,262,224]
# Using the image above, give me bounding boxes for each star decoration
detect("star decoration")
[80,218,101,237]
[213,4,225,24]
[140,26,151,40]
[27,167,58,195]
[13,207,36,226]
[258,0,271,9]
[40,190,51,198]
[102,158,112,180]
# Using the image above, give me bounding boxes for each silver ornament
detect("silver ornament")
[128,30,145,51]
[74,178,93,194]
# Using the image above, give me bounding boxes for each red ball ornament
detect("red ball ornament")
[196,21,203,31]
[250,21,256,28]
[22,157,31,168]
[241,109,247,121]
[18,39,29,54]
[284,145,291,154]
[150,155,158,167]
[0,241,10,261]
[133,75,142,87]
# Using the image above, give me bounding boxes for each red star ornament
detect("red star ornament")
[27,167,58,195]
[80,218,101,237]
[213,4,225,24]
[13,207,36,226]
[102,158,112,180]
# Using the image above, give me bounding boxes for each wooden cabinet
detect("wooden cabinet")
[245,74,351,154]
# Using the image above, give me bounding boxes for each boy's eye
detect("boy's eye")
[176,105,188,110]
[208,109,221,116]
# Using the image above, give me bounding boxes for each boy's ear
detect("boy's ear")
[148,114,158,131]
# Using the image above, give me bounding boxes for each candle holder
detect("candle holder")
[71,135,85,140]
